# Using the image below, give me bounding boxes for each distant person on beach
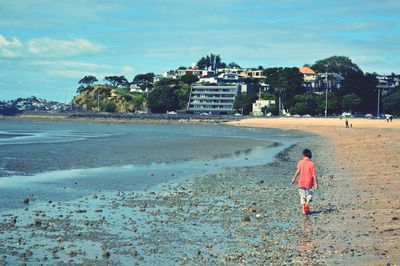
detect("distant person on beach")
[291,149,319,215]
[390,115,393,122]
[345,119,349,128]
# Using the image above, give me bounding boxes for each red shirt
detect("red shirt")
[297,158,316,189]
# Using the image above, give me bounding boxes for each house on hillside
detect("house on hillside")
[299,66,317,91]
[216,67,244,75]
[376,75,399,95]
[198,73,218,84]
[315,73,344,92]
[217,73,246,84]
[247,69,265,79]
[176,68,214,78]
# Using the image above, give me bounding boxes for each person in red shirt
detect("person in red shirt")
[291,149,319,215]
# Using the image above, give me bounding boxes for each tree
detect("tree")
[311,56,362,77]
[196,53,226,70]
[104,76,128,87]
[147,79,182,113]
[196,57,208,70]
[178,85,191,109]
[101,102,117,112]
[233,92,258,115]
[78,75,98,87]
[76,85,86,94]
[262,104,278,116]
[133,73,154,82]
[290,93,319,115]
[341,93,362,112]
[339,72,378,112]
[180,74,199,85]
[383,87,400,116]
[263,67,304,113]
[261,92,276,101]
[147,87,180,113]
[228,62,241,68]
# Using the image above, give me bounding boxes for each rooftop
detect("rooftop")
[299,66,316,75]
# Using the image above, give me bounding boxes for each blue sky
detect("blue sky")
[1,0,399,102]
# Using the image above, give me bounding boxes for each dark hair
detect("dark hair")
[302,148,312,158]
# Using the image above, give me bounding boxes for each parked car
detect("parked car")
[352,112,365,118]
[341,112,352,118]
[365,113,373,118]
[293,114,301,118]
[166,111,177,115]
[302,114,311,118]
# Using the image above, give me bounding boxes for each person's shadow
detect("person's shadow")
[309,207,336,216]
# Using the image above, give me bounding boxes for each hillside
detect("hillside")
[72,85,146,113]
[0,96,69,116]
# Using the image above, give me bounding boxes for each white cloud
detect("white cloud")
[33,60,105,69]
[27,38,105,57]
[0,34,22,58]
[121,65,135,77]
[0,34,105,58]
[29,60,112,79]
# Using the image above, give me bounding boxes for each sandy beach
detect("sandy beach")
[230,117,400,265]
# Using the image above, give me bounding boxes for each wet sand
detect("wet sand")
[230,117,400,265]
[1,136,331,265]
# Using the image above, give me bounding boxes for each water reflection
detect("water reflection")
[297,216,314,264]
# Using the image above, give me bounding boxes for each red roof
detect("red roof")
[299,67,316,75]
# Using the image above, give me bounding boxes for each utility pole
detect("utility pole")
[97,89,100,112]
[377,88,380,117]
[325,73,329,117]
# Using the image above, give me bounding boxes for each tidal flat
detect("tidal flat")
[0,135,347,265]
[0,121,360,265]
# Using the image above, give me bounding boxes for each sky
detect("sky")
[1,0,399,102]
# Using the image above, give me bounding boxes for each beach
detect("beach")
[0,117,399,265]
[230,117,400,265]
[1,120,316,265]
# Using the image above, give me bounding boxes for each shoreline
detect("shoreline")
[230,117,400,265]
[0,112,242,125]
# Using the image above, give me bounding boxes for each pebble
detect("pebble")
[21,198,29,204]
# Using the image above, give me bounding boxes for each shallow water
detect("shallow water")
[0,121,320,265]
[0,121,309,210]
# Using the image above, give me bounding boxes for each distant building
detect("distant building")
[216,67,244,75]
[252,99,276,116]
[160,70,177,80]
[299,67,317,90]
[217,73,245,85]
[315,73,344,91]
[247,69,265,79]
[176,69,214,77]
[129,83,144,93]
[376,75,399,95]
[187,84,239,114]
[198,73,218,84]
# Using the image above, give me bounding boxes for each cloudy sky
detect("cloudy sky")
[1,0,399,102]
